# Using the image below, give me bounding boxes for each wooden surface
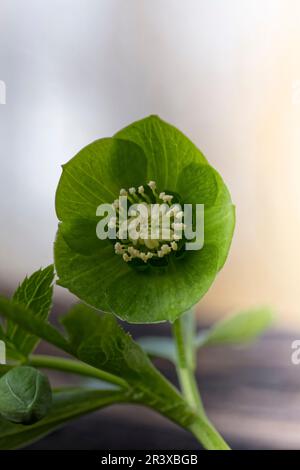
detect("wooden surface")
[26,329,300,450]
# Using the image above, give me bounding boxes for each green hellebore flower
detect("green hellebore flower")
[54,115,235,323]
[0,366,52,425]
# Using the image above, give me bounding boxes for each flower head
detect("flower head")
[54,116,235,323]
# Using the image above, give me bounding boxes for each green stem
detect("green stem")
[172,312,204,412]
[172,312,230,450]
[189,416,230,450]
[28,354,129,390]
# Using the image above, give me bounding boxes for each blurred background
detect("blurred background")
[1,0,300,326]
[1,0,300,450]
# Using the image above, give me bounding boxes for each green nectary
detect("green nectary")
[54,115,235,323]
[0,367,52,425]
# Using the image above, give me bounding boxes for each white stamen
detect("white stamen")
[139,252,148,262]
[114,242,125,254]
[166,206,180,217]
[159,192,173,203]
[113,181,184,264]
[128,246,139,257]
[161,244,171,255]
[171,241,178,251]
[148,181,156,190]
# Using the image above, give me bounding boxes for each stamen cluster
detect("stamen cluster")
[110,181,185,264]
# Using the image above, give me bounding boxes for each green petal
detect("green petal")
[115,115,207,191]
[54,229,129,313]
[55,228,219,323]
[59,218,101,256]
[176,162,219,207]
[106,245,219,323]
[176,161,235,271]
[205,204,235,271]
[56,138,148,220]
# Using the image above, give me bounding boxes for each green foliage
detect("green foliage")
[0,299,195,428]
[0,367,52,425]
[6,266,54,357]
[0,272,273,450]
[0,366,12,378]
[139,308,274,363]
[61,304,196,426]
[195,307,274,348]
[0,388,127,449]
[0,296,72,354]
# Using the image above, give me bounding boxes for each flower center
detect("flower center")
[110,181,186,268]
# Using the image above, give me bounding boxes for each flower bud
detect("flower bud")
[0,366,52,425]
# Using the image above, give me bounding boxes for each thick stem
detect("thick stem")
[28,354,129,389]
[172,313,204,412]
[172,312,230,450]
[188,417,230,450]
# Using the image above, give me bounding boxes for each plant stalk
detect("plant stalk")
[172,311,230,450]
[188,416,230,450]
[28,354,129,389]
[172,312,204,412]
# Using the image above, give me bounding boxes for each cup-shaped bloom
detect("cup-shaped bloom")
[54,116,235,323]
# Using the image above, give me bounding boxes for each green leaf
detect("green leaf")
[0,366,12,378]
[0,300,222,447]
[0,367,52,425]
[139,308,273,363]
[0,388,127,449]
[195,307,274,348]
[6,266,54,356]
[0,299,195,427]
[0,297,128,388]
[0,296,72,355]
[60,304,195,427]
